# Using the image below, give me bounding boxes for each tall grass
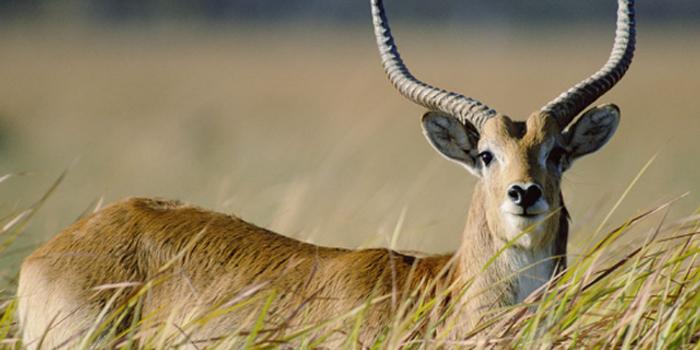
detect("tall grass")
[2,171,698,349]
[1,26,699,349]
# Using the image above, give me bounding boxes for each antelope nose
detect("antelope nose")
[507,183,543,208]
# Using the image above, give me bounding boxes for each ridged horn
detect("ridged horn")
[370,0,498,131]
[541,0,636,129]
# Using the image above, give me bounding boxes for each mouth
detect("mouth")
[515,212,542,218]
[505,212,547,233]
[501,202,550,223]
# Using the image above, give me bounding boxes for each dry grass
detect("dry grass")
[0,23,698,348]
[1,172,698,348]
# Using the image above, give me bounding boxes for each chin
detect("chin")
[507,213,545,230]
[500,212,551,248]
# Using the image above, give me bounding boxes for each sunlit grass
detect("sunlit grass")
[1,25,699,349]
[1,172,698,349]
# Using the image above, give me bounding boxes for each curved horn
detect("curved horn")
[542,0,636,129]
[370,0,498,131]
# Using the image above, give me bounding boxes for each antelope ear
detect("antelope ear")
[421,111,481,174]
[564,104,620,160]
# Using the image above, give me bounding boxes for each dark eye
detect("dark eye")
[478,151,494,167]
[548,147,566,165]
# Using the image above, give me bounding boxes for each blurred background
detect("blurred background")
[0,1,698,285]
[1,0,699,23]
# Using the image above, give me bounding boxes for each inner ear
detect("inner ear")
[564,104,620,160]
[421,111,481,173]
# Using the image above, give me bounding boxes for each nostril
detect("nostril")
[522,185,543,207]
[508,184,542,208]
[507,186,524,205]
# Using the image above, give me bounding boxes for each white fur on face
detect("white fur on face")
[500,212,548,248]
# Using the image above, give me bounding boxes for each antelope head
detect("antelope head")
[371,0,635,248]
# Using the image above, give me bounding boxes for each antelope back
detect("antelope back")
[17,198,450,348]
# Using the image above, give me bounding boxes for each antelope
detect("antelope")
[17,0,635,347]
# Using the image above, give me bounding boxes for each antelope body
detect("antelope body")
[17,0,636,348]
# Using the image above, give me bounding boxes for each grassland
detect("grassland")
[0,24,698,347]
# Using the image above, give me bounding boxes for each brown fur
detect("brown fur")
[18,198,453,347]
[17,112,585,348]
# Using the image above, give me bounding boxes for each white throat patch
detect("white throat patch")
[503,245,556,304]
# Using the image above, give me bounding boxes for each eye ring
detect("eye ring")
[478,151,494,167]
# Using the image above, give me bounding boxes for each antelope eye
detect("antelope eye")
[548,147,566,164]
[478,151,494,167]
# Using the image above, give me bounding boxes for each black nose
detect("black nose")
[507,184,543,208]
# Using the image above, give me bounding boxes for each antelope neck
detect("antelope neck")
[454,186,561,305]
